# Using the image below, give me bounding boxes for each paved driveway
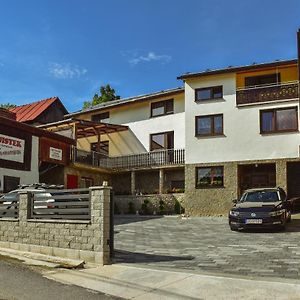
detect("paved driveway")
[114,215,300,280]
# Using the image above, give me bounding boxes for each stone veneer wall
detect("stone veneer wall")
[0,186,111,264]
[114,193,185,214]
[185,158,299,216]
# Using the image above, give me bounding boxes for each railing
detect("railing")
[30,188,90,220]
[72,147,185,170]
[0,196,19,219]
[236,81,299,105]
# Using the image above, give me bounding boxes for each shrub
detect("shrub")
[128,201,135,214]
[174,199,185,214]
[141,199,150,215]
[159,199,165,214]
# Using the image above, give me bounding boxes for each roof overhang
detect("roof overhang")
[40,118,129,139]
[177,59,298,81]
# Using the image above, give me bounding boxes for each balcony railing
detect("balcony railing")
[72,147,185,170]
[236,81,299,106]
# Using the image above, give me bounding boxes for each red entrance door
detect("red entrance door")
[67,174,78,189]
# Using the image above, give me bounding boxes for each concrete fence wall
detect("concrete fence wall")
[0,186,111,265]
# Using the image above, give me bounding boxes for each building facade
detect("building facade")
[179,59,300,215]
[42,88,185,200]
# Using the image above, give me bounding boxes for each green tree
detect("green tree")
[0,103,16,109]
[83,84,120,109]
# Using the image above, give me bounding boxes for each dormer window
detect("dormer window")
[151,99,174,117]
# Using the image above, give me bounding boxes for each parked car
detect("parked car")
[0,184,59,217]
[229,187,291,231]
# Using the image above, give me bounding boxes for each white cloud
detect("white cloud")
[49,62,87,79]
[129,51,171,65]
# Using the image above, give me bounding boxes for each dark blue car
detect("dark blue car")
[229,187,291,231]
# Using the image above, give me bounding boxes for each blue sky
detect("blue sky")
[0,0,299,112]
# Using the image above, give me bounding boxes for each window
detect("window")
[260,107,298,133]
[245,73,280,87]
[80,177,94,188]
[195,114,223,136]
[91,112,110,123]
[3,176,20,193]
[150,131,174,151]
[195,86,223,101]
[196,166,224,188]
[151,99,174,117]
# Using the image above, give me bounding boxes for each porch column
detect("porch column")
[159,169,164,194]
[131,171,136,195]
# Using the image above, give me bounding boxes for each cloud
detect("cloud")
[48,62,87,79]
[128,51,171,65]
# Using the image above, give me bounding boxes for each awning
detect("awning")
[39,118,128,139]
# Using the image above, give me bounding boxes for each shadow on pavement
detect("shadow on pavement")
[114,215,164,225]
[113,249,194,264]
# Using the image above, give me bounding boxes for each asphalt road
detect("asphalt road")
[0,256,122,300]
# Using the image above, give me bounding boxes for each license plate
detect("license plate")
[245,219,262,224]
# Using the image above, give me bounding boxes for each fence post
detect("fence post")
[89,186,111,265]
[18,191,30,223]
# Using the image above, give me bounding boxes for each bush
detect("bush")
[140,199,150,215]
[128,201,135,214]
[174,199,184,214]
[159,199,165,214]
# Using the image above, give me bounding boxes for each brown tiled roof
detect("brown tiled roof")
[10,97,67,122]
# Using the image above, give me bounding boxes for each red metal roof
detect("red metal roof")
[10,97,61,122]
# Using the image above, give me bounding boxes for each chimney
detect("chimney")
[0,108,16,120]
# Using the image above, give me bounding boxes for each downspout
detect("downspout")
[298,28,300,99]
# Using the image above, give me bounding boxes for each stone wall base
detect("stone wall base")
[185,158,300,216]
[0,241,107,264]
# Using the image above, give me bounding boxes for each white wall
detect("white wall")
[185,73,300,164]
[0,136,39,191]
[77,94,185,155]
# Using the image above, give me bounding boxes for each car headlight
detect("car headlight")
[229,210,240,217]
[269,209,285,217]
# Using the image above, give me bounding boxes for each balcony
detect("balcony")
[72,147,185,170]
[236,81,299,106]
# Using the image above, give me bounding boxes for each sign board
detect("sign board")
[49,147,63,161]
[0,134,25,163]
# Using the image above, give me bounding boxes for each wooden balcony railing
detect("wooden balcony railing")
[236,81,299,106]
[72,147,185,170]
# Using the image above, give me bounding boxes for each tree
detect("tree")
[83,84,120,109]
[0,103,16,109]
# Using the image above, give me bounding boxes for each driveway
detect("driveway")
[114,215,300,279]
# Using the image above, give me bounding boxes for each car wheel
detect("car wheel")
[230,226,238,231]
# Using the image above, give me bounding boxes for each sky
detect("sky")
[0,0,299,112]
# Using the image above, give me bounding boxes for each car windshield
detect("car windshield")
[240,191,279,203]
[0,192,18,202]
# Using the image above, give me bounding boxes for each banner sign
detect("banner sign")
[49,147,63,161]
[0,134,25,163]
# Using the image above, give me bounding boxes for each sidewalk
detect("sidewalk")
[44,264,300,300]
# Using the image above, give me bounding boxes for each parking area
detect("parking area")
[114,215,300,279]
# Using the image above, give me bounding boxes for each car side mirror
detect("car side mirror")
[232,199,238,204]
